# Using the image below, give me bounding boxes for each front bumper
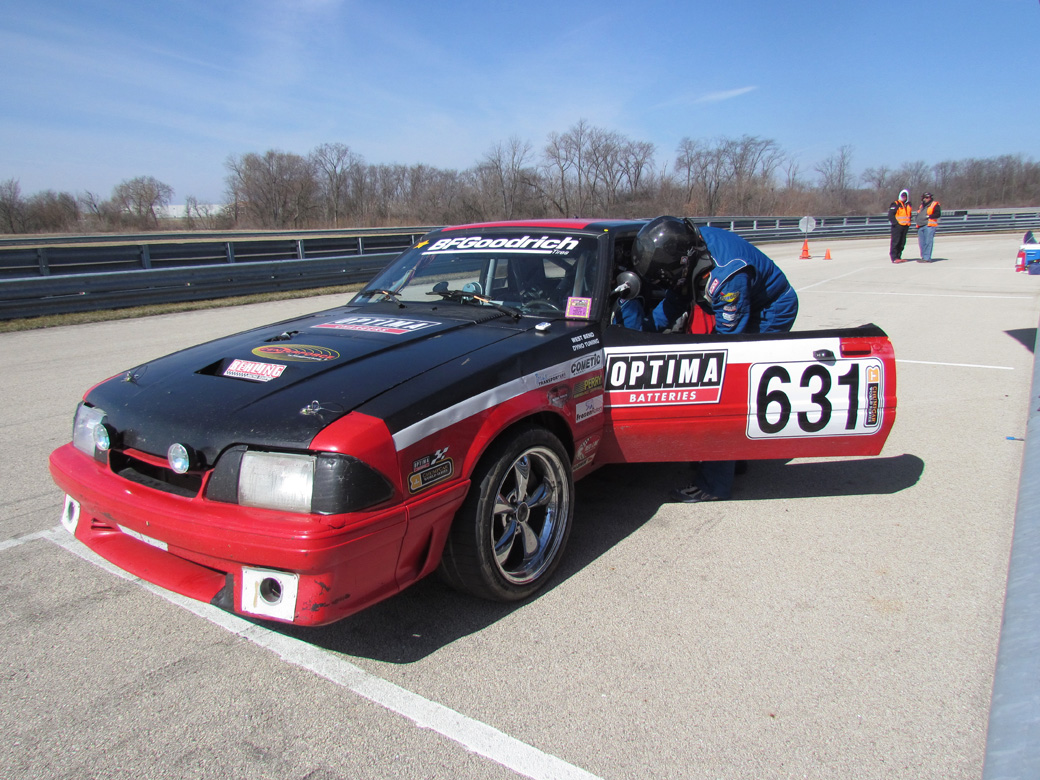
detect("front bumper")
[50,443,427,626]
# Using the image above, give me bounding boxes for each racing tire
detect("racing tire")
[439,427,574,602]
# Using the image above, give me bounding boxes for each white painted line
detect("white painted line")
[795,268,868,293]
[0,526,60,553]
[897,359,1014,370]
[26,527,604,780]
[801,290,1033,300]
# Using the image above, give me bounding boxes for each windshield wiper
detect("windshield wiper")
[427,282,521,320]
[357,288,405,307]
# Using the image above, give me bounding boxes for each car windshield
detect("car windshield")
[352,231,602,320]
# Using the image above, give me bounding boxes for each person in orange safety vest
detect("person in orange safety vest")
[915,192,942,262]
[887,188,912,263]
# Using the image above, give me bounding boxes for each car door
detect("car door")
[596,323,896,464]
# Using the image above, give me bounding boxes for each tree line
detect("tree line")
[2,121,1038,234]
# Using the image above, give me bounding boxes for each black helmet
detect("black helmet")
[633,216,713,285]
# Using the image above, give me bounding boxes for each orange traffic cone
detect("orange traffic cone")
[824,248,832,260]
[800,239,811,259]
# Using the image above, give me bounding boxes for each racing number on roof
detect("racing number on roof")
[747,358,884,439]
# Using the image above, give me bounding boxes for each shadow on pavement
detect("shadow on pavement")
[1006,328,1036,353]
[278,454,923,662]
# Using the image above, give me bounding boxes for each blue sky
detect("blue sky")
[1,0,1037,204]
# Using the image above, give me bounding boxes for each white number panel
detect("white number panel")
[747,358,884,439]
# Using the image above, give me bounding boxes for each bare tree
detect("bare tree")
[0,179,24,233]
[24,190,80,232]
[674,137,728,216]
[310,143,363,227]
[225,150,319,228]
[477,136,536,219]
[893,160,931,198]
[815,145,855,212]
[111,176,174,228]
[726,135,783,213]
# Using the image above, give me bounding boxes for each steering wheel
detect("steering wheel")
[522,298,562,313]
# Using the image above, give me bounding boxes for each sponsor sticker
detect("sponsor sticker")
[575,395,604,423]
[315,316,438,335]
[223,359,287,382]
[573,434,601,469]
[408,454,454,493]
[570,351,603,376]
[251,344,339,362]
[565,296,593,319]
[605,349,727,407]
[548,386,570,408]
[426,235,581,254]
[534,367,568,386]
[572,374,603,400]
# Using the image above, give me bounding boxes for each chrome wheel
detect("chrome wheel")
[439,427,574,602]
[490,445,570,585]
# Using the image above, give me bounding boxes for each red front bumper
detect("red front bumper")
[49,443,464,626]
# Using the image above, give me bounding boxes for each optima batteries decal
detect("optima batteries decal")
[605,349,727,407]
[252,344,339,362]
[315,316,438,335]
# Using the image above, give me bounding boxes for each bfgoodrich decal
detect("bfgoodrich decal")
[605,349,727,407]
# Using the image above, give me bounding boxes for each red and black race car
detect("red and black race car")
[50,219,897,626]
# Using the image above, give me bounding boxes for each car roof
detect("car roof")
[439,218,646,233]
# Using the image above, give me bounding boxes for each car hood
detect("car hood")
[86,304,528,464]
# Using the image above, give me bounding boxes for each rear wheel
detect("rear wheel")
[439,427,573,602]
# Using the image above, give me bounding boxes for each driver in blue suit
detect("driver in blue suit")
[631,216,798,502]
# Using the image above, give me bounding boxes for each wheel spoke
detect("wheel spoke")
[525,479,553,509]
[511,456,531,501]
[493,514,518,563]
[518,518,540,558]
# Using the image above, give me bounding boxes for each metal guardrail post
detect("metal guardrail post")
[37,247,49,276]
[983,317,1040,780]
[141,245,152,269]
[225,242,235,263]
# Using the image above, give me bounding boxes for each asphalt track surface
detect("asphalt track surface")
[2,233,1037,780]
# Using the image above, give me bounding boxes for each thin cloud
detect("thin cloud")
[652,86,758,111]
[695,86,758,103]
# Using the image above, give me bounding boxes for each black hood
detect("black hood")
[86,303,528,465]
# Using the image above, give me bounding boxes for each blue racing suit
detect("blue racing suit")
[700,227,798,334]
[694,228,798,498]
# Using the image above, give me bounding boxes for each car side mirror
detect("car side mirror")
[613,271,641,301]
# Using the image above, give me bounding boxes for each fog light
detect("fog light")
[94,423,112,452]
[259,578,282,605]
[168,443,192,474]
[241,567,299,622]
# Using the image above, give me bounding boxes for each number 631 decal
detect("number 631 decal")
[747,358,884,439]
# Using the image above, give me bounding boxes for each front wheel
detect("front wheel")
[439,427,573,602]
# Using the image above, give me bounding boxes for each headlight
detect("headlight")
[206,446,395,515]
[72,404,107,459]
[239,451,315,514]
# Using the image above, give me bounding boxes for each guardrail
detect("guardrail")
[2,210,1038,320]
[983,312,1040,780]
